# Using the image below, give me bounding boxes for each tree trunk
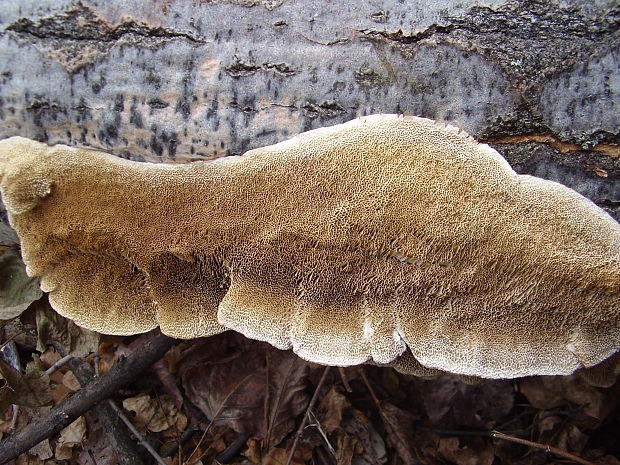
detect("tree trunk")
[0,0,617,227]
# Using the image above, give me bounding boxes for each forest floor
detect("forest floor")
[1,295,619,465]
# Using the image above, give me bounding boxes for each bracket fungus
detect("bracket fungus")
[0,115,618,379]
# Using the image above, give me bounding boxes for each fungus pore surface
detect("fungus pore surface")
[0,115,618,379]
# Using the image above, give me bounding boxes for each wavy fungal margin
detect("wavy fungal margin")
[0,115,618,379]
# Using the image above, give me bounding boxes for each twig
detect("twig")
[93,354,100,377]
[286,366,331,465]
[0,331,177,463]
[358,367,381,407]
[186,372,256,465]
[59,344,147,465]
[358,367,417,463]
[491,431,599,465]
[160,427,198,458]
[107,399,168,465]
[0,330,23,352]
[1,341,23,434]
[216,432,251,464]
[61,350,145,465]
[307,409,335,455]
[45,354,74,375]
[9,406,19,433]
[337,367,352,392]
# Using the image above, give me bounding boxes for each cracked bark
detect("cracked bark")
[0,0,617,227]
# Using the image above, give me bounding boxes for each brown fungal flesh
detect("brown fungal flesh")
[0,115,618,379]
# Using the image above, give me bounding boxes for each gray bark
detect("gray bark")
[0,0,617,221]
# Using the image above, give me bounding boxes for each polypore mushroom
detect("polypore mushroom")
[0,115,618,379]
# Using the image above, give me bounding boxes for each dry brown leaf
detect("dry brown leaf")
[0,249,42,319]
[153,358,184,410]
[62,370,81,391]
[55,415,86,460]
[264,349,310,448]
[593,167,608,178]
[377,402,414,464]
[594,455,620,465]
[38,347,61,369]
[519,376,565,409]
[27,439,53,460]
[0,359,52,412]
[122,393,185,433]
[334,434,361,465]
[564,425,589,453]
[520,375,609,423]
[243,437,263,464]
[76,413,122,465]
[35,299,99,357]
[15,452,45,465]
[342,409,385,465]
[319,387,349,433]
[420,376,514,428]
[48,370,71,404]
[182,343,309,445]
[437,436,494,465]
[262,443,311,465]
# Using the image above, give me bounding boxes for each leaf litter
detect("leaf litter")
[0,298,619,465]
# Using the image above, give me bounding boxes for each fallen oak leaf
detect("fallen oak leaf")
[0,359,52,411]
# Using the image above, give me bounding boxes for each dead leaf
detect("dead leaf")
[319,387,349,433]
[0,359,52,412]
[122,393,185,433]
[317,388,386,465]
[182,342,309,444]
[35,298,99,357]
[519,376,565,409]
[76,413,124,465]
[55,416,86,460]
[153,358,184,410]
[343,409,386,465]
[39,347,61,369]
[0,249,42,320]
[334,434,361,465]
[244,437,263,463]
[593,167,608,178]
[378,402,415,464]
[421,376,514,428]
[438,436,494,465]
[15,452,45,465]
[262,443,311,465]
[28,439,53,460]
[264,349,310,448]
[62,370,81,391]
[520,375,609,423]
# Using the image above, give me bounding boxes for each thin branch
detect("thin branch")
[0,331,177,464]
[58,344,146,465]
[186,372,256,465]
[45,354,74,375]
[491,431,598,465]
[307,409,335,456]
[286,366,331,465]
[9,405,19,433]
[160,427,198,458]
[337,367,352,392]
[107,399,168,465]
[216,432,251,464]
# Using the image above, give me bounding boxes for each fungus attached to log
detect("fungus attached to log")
[0,115,618,379]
